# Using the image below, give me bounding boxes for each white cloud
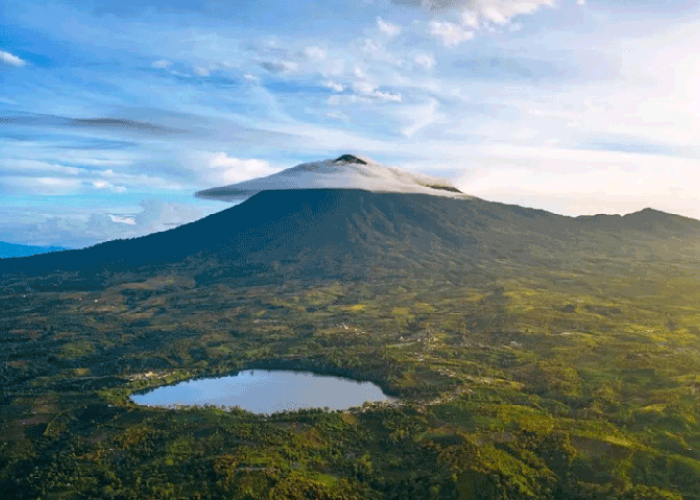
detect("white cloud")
[361,38,382,53]
[132,199,207,232]
[19,200,212,247]
[320,58,346,77]
[460,10,479,28]
[349,79,402,102]
[197,152,279,186]
[99,168,181,191]
[91,180,126,192]
[414,53,435,69]
[394,0,557,24]
[399,0,558,35]
[0,50,26,67]
[373,90,402,102]
[1,159,82,176]
[193,66,211,76]
[377,17,402,37]
[31,150,135,167]
[353,66,367,79]
[108,214,136,225]
[326,110,350,121]
[327,94,372,105]
[429,21,475,47]
[35,177,82,191]
[0,156,180,195]
[470,0,556,25]
[152,59,171,69]
[352,80,376,95]
[303,46,327,60]
[323,80,345,92]
[196,156,462,201]
[2,177,83,195]
[400,98,441,138]
[358,37,404,66]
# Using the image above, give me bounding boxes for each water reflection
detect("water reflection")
[131,369,394,414]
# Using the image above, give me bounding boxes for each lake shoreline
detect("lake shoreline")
[130,368,397,415]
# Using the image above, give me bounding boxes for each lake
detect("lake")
[130,369,395,414]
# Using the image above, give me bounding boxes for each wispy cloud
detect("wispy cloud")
[303,46,327,61]
[260,60,300,74]
[0,50,26,67]
[1,159,82,176]
[429,21,475,47]
[392,0,556,22]
[72,118,187,134]
[377,17,402,37]
[399,98,441,138]
[1,177,83,195]
[322,80,345,92]
[351,79,403,102]
[152,59,171,69]
[2,113,188,135]
[194,152,280,186]
[414,53,435,69]
[402,0,560,43]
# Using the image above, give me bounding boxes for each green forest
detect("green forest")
[3,257,700,499]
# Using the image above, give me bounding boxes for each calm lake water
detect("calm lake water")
[130,369,395,414]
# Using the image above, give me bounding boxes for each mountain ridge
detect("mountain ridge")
[2,189,700,290]
[0,241,67,259]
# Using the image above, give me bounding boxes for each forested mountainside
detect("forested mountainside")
[2,189,700,499]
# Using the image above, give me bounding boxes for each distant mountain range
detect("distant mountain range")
[0,241,67,259]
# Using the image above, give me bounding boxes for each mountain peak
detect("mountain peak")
[196,156,467,201]
[334,154,368,165]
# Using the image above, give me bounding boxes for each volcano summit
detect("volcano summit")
[195,154,465,201]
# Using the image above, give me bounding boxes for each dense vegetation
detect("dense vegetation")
[2,190,700,499]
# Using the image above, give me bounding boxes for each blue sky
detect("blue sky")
[2,0,699,247]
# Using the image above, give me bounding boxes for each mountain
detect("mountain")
[7,157,700,499]
[6,180,700,499]
[0,240,67,259]
[2,188,700,291]
[9,153,698,289]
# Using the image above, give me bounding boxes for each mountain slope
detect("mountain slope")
[2,189,700,290]
[6,189,700,500]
